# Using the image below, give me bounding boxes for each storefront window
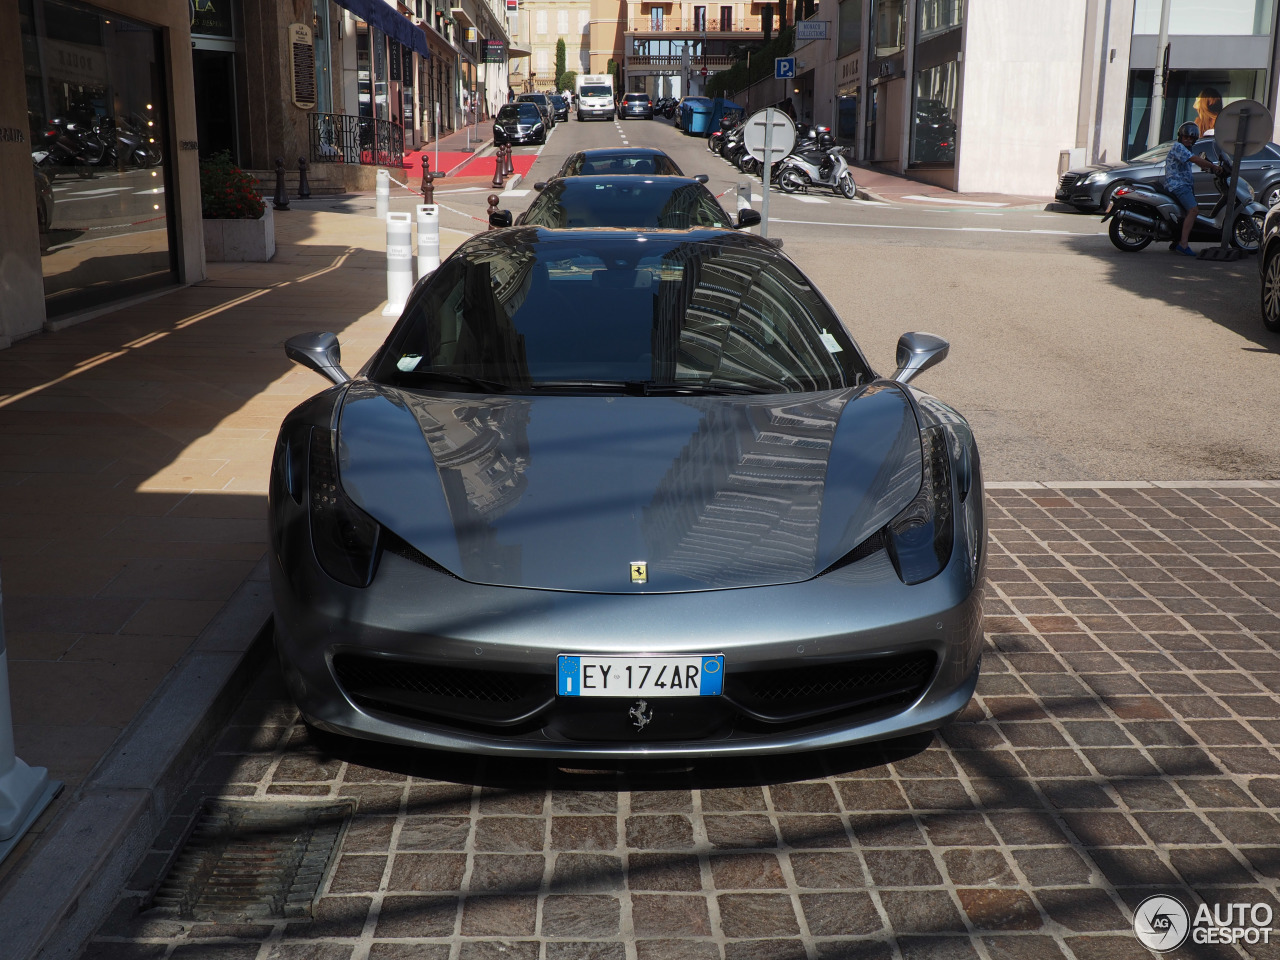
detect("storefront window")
[20,0,174,318]
[1122,69,1268,159]
[917,0,962,40]
[1133,0,1273,36]
[838,0,861,58]
[837,91,859,144]
[911,60,958,165]
[870,0,906,57]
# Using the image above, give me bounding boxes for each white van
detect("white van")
[576,74,615,121]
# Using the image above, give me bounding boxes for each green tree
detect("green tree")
[555,39,567,91]
[559,69,578,95]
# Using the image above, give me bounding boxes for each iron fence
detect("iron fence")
[309,113,404,168]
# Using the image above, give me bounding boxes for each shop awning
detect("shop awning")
[333,0,430,58]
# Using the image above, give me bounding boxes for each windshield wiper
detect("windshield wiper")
[397,371,513,393]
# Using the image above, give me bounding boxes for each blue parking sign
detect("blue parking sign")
[775,57,796,79]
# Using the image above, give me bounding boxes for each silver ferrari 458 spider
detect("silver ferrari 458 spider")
[269,227,986,758]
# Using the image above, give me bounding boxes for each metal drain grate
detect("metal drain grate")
[149,799,353,921]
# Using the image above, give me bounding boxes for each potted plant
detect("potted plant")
[200,151,274,261]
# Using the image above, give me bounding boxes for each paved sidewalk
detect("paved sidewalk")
[79,483,1280,960]
[850,164,1052,210]
[0,194,479,958]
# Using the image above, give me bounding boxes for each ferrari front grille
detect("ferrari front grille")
[334,654,541,704]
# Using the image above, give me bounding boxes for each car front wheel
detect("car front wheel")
[1263,184,1280,208]
[1263,247,1280,332]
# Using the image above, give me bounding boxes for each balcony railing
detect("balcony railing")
[627,53,737,68]
[628,16,763,32]
[309,113,405,168]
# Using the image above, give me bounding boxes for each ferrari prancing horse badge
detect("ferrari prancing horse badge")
[630,561,647,584]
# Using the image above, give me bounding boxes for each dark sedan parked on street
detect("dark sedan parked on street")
[516,92,556,130]
[1057,138,1280,212]
[505,176,752,230]
[270,227,986,758]
[1259,200,1280,332]
[493,103,546,145]
[550,95,570,122]
[554,147,686,179]
[619,92,655,120]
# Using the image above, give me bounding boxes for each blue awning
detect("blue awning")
[333,0,430,58]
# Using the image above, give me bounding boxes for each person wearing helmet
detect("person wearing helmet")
[1165,120,1222,256]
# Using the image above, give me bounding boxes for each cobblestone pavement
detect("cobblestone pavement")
[83,484,1280,960]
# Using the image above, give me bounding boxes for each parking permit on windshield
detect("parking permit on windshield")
[820,330,843,353]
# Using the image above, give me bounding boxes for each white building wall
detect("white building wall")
[956,0,1088,195]
[1093,0,1135,164]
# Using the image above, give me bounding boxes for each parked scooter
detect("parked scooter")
[1102,155,1265,253]
[776,132,857,199]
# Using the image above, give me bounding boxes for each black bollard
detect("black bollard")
[273,157,290,210]
[422,156,435,204]
[503,143,515,178]
[491,147,505,189]
[486,193,500,229]
[297,157,311,199]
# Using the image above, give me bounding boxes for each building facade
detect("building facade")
[730,0,1280,197]
[507,0,592,93]
[623,0,767,97]
[2,0,516,347]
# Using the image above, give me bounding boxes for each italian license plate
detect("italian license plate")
[557,655,724,698]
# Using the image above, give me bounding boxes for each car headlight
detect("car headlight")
[1081,171,1104,185]
[885,425,954,585]
[308,428,381,587]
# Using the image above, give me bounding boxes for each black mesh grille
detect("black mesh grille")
[731,651,935,713]
[1059,172,1080,191]
[381,531,461,580]
[821,530,886,574]
[333,654,545,705]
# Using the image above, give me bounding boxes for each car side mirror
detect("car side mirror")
[534,181,546,191]
[694,174,709,183]
[489,209,514,228]
[285,332,351,386]
[736,208,761,228]
[891,332,950,384]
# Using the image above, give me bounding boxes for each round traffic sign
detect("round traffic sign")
[700,66,708,76]
[1214,99,1274,156]
[742,108,796,162]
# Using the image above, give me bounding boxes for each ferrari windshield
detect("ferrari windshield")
[372,232,870,394]
[521,177,733,229]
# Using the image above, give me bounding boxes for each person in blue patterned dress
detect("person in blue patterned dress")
[1165,120,1222,256]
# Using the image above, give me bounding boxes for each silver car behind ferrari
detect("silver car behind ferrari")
[268,227,986,758]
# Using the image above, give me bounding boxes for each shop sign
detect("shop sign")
[40,38,108,87]
[289,23,317,109]
[0,127,25,144]
[483,39,505,63]
[190,0,233,39]
[796,21,828,39]
[466,27,477,42]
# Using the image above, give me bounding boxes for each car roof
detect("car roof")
[543,174,704,188]
[571,147,672,159]
[463,225,777,253]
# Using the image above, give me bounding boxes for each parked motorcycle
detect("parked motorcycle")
[30,116,106,177]
[776,133,857,199]
[1102,155,1266,253]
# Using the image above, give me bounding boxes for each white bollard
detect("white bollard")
[383,212,414,316]
[416,203,440,279]
[0,576,59,861]
[375,168,390,220]
[737,180,754,233]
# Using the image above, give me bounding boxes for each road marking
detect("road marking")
[901,194,1009,207]
[502,189,530,197]
[792,196,829,204]
[58,186,133,197]
[971,211,1004,216]
[769,218,1105,236]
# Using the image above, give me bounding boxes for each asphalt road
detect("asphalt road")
[433,114,1280,482]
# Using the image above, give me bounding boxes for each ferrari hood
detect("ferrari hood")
[337,381,923,592]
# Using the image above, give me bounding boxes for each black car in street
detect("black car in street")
[493,103,546,145]
[508,176,756,231]
[554,147,685,179]
[619,92,655,120]
[1058,138,1280,212]
[516,93,557,130]
[550,95,570,122]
